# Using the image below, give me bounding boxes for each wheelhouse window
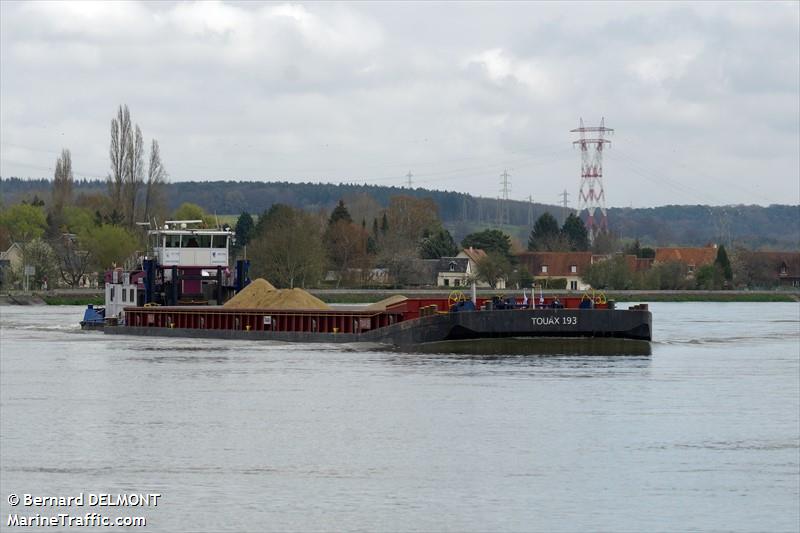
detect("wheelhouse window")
[212,235,228,248]
[166,234,181,248]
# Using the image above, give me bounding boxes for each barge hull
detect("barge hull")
[104,308,651,345]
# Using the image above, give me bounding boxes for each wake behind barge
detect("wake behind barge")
[104,297,652,347]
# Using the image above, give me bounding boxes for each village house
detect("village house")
[0,242,23,289]
[516,251,593,291]
[654,245,717,275]
[433,247,506,289]
[747,251,800,287]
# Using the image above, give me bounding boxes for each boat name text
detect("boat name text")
[531,316,577,326]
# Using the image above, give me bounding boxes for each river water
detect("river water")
[1,303,798,532]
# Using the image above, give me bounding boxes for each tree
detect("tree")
[144,139,167,223]
[420,227,458,259]
[715,244,732,282]
[0,204,48,242]
[561,213,589,251]
[53,233,92,288]
[19,238,58,289]
[462,229,512,259]
[325,220,370,287]
[82,225,138,272]
[173,203,208,224]
[582,255,635,290]
[640,260,690,290]
[475,252,511,289]
[511,267,535,289]
[527,212,562,251]
[249,207,325,288]
[52,148,73,214]
[109,104,132,218]
[234,211,255,248]
[591,229,618,254]
[695,264,723,290]
[124,124,145,227]
[329,200,352,225]
[386,195,439,243]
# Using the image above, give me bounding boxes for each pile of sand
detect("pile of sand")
[364,295,408,311]
[224,278,330,310]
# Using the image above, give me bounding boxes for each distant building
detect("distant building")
[746,251,800,287]
[516,251,593,291]
[0,243,23,288]
[654,245,718,276]
[433,247,506,289]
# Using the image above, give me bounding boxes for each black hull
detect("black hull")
[104,308,651,346]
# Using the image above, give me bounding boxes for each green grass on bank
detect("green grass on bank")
[42,295,104,306]
[607,293,796,303]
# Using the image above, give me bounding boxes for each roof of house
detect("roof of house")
[516,251,593,277]
[748,251,800,278]
[0,242,22,262]
[654,246,717,266]
[435,257,470,274]
[459,247,488,263]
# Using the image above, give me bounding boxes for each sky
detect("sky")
[1,1,798,208]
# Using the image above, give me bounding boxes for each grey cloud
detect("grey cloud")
[0,0,797,207]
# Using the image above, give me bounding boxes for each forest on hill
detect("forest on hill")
[2,177,798,250]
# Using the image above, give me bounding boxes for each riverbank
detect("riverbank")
[1,288,797,306]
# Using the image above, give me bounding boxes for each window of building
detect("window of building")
[570,280,578,290]
[541,265,548,273]
[130,288,135,303]
[454,279,461,287]
[688,264,695,273]
[780,265,787,275]
[449,262,456,272]
[110,287,115,301]
[444,278,450,286]
[570,265,577,273]
[122,289,126,302]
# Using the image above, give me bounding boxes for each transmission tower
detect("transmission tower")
[571,117,613,240]
[559,189,570,225]
[499,169,511,225]
[405,170,413,188]
[527,195,534,226]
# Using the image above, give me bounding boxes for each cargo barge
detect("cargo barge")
[104,296,651,346]
[86,219,652,347]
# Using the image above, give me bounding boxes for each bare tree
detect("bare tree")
[54,233,92,288]
[52,148,73,213]
[109,105,131,218]
[123,124,145,227]
[144,139,167,223]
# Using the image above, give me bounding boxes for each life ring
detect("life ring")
[448,290,467,307]
[594,291,607,305]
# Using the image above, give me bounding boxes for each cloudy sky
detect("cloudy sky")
[1,1,798,208]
